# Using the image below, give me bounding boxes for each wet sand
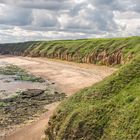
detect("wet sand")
[0,56,116,94]
[0,75,48,99]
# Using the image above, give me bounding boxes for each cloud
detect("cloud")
[0,0,75,11]
[58,3,122,34]
[31,9,59,28]
[89,0,139,12]
[0,0,139,43]
[132,0,140,13]
[0,4,32,26]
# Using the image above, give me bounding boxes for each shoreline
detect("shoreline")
[0,55,116,140]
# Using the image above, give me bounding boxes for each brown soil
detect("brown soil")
[0,56,117,140]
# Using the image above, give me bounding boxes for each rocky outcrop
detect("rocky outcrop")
[0,88,66,130]
[0,47,127,65]
[26,49,124,65]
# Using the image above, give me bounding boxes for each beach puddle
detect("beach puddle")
[0,74,48,99]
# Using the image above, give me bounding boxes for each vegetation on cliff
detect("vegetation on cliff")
[0,36,140,65]
[43,37,140,140]
[45,53,140,140]
[0,36,140,139]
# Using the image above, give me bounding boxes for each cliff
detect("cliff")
[45,54,140,140]
[1,36,140,139]
[0,36,140,66]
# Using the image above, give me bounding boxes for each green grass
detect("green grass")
[0,102,6,107]
[0,36,140,139]
[45,54,140,140]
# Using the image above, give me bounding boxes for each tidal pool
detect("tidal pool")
[0,64,65,137]
[0,74,49,99]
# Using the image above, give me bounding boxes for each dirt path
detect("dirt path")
[0,56,116,140]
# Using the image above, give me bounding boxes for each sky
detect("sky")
[0,0,139,43]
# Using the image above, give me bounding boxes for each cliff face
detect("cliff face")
[27,49,124,65]
[0,36,140,66]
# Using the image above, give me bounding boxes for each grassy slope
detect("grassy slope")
[0,36,140,139]
[0,36,140,65]
[45,54,140,140]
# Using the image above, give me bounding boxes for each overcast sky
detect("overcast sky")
[0,0,139,43]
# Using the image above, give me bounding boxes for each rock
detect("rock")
[21,89,44,98]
